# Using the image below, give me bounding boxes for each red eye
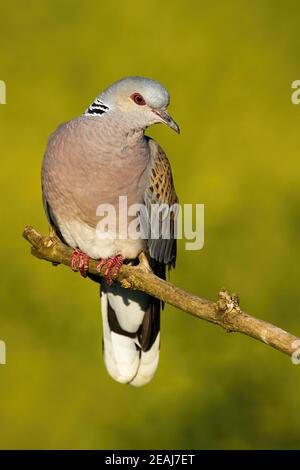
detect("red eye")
[131,93,146,106]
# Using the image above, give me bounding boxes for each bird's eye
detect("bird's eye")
[131,93,146,106]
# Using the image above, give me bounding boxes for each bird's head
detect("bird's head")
[98,76,180,134]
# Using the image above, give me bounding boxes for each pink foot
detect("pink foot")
[96,255,124,285]
[71,249,89,278]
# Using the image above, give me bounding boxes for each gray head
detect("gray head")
[88,76,179,133]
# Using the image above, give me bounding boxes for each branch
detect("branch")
[23,225,300,360]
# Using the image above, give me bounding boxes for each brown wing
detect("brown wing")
[143,137,178,276]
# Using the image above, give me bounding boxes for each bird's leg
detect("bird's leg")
[138,251,152,272]
[71,249,89,278]
[96,255,124,285]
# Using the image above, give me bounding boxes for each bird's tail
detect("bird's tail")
[100,279,160,386]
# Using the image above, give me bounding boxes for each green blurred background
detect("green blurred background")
[1,0,300,450]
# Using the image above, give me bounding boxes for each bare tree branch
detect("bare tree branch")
[23,225,300,360]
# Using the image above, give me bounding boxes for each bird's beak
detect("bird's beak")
[153,109,180,134]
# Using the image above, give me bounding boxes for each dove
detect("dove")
[42,77,179,386]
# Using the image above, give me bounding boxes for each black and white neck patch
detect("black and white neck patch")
[85,98,109,116]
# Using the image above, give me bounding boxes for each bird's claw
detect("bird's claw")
[96,255,124,285]
[71,249,89,278]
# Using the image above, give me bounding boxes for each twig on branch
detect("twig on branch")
[23,225,300,360]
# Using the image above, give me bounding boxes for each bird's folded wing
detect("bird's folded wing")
[143,138,178,273]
